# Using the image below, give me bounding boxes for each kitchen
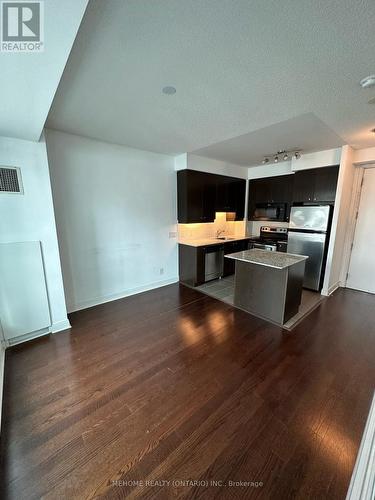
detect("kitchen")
[177,157,339,328]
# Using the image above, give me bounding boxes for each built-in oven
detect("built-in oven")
[251,242,277,252]
[253,203,287,222]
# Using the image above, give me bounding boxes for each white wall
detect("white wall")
[248,161,294,179]
[46,130,178,313]
[184,154,248,179]
[0,0,88,141]
[0,135,69,332]
[322,145,356,295]
[247,147,342,179]
[353,147,375,166]
[291,148,342,171]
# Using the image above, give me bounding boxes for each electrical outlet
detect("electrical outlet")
[169,231,177,239]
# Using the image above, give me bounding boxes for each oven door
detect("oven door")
[252,242,277,252]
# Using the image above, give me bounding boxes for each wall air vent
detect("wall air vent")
[0,166,23,194]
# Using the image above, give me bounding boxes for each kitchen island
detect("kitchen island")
[225,249,308,326]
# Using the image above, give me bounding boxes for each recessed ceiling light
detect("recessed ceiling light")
[162,86,176,95]
[360,75,375,89]
[294,151,301,159]
[283,153,289,161]
[262,157,269,164]
[274,155,279,163]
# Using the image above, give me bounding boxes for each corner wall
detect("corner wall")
[0,134,69,332]
[185,154,248,179]
[322,145,356,295]
[46,130,179,312]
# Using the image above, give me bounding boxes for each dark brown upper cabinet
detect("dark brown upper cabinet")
[293,166,339,204]
[215,176,246,219]
[248,175,293,221]
[177,170,216,223]
[177,170,246,223]
[314,166,339,202]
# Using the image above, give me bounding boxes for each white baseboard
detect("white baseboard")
[5,327,50,347]
[321,281,341,296]
[51,318,71,333]
[347,392,375,500]
[67,277,179,313]
[0,342,5,433]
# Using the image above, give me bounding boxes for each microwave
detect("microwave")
[253,203,287,222]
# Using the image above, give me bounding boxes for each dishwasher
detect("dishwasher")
[204,245,224,282]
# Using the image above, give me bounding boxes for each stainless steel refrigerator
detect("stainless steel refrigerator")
[287,205,331,291]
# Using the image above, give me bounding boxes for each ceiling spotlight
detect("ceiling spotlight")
[162,86,176,95]
[294,151,301,159]
[360,75,375,89]
[274,155,279,163]
[262,157,269,164]
[283,153,289,161]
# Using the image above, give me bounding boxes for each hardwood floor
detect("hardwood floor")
[1,284,375,499]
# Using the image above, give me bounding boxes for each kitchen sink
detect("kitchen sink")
[214,237,236,241]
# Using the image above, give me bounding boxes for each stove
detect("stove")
[248,226,288,252]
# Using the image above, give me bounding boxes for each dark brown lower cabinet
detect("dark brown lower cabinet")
[179,240,249,286]
[223,240,248,276]
[179,244,205,287]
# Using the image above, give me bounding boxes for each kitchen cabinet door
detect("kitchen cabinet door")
[314,166,339,202]
[177,170,215,223]
[201,172,216,221]
[215,176,232,212]
[254,179,272,202]
[227,179,246,220]
[223,240,247,276]
[270,175,293,203]
[216,176,245,219]
[292,170,316,203]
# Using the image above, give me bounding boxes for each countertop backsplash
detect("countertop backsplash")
[178,213,247,241]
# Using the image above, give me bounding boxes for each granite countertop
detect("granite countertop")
[178,236,252,248]
[225,249,308,269]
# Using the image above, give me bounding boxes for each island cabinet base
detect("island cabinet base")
[233,260,305,326]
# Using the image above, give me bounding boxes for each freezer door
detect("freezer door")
[289,205,330,232]
[287,231,326,290]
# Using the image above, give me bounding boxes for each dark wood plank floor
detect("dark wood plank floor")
[1,284,375,499]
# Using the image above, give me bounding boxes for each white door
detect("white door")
[347,168,375,294]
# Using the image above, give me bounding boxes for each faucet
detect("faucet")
[216,229,225,238]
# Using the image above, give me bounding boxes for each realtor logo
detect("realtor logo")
[1,1,44,52]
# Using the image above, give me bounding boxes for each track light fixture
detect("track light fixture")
[262,149,301,165]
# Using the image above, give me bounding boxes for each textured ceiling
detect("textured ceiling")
[193,113,344,166]
[47,0,375,161]
[0,0,88,142]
